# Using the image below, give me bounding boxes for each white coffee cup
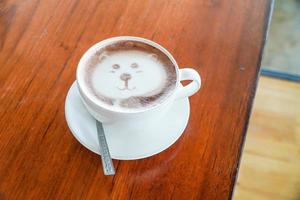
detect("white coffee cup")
[76,36,201,130]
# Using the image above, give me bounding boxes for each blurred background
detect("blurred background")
[234,1,300,199]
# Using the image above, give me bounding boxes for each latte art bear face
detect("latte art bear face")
[84,41,177,111]
[91,51,167,99]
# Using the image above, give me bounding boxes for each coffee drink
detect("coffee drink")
[83,40,177,112]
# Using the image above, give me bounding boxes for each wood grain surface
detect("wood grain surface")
[234,77,300,200]
[0,0,272,199]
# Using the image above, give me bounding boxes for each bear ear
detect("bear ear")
[98,52,108,62]
[148,53,158,61]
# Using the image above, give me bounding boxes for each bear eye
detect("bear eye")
[112,64,120,69]
[131,63,138,68]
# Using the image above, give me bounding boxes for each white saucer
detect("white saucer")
[65,82,190,160]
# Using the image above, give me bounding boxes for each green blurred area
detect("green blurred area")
[262,0,300,75]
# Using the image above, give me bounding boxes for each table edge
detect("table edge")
[229,0,275,199]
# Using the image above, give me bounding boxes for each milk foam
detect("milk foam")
[84,42,177,111]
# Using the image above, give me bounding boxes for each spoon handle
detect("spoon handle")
[96,120,115,175]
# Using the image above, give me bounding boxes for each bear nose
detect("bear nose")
[120,73,131,81]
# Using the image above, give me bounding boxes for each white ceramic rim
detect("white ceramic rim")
[76,36,180,114]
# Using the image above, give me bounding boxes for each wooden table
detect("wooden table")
[0,0,273,199]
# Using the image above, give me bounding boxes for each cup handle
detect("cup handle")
[175,68,201,100]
